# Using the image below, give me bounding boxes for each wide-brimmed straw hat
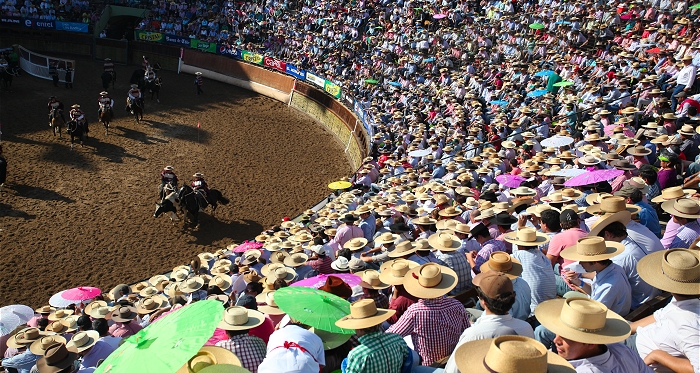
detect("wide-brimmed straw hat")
[35,305,56,314]
[335,299,395,330]
[411,215,437,225]
[378,259,419,285]
[176,346,242,373]
[588,210,633,237]
[626,146,652,157]
[535,298,631,345]
[36,342,79,373]
[7,328,49,349]
[427,232,461,252]
[651,186,695,203]
[331,257,350,271]
[387,240,418,258]
[586,196,640,216]
[64,331,99,353]
[510,187,536,197]
[637,249,700,295]
[179,277,205,293]
[110,306,138,322]
[30,335,67,355]
[453,335,575,373]
[135,295,169,314]
[343,237,369,251]
[356,270,390,289]
[540,193,571,204]
[560,237,624,262]
[374,232,400,245]
[503,228,550,247]
[218,306,265,330]
[257,291,286,315]
[403,263,458,299]
[283,253,309,267]
[661,198,700,219]
[577,155,601,166]
[526,204,559,217]
[47,309,74,322]
[479,252,523,280]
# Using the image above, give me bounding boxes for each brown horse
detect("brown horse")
[50,107,64,138]
[99,105,112,135]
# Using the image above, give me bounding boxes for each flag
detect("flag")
[197,122,200,128]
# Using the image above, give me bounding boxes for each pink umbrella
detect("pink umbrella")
[496,174,526,188]
[433,13,447,19]
[291,274,362,289]
[232,240,264,253]
[603,125,635,137]
[563,169,623,187]
[62,287,101,301]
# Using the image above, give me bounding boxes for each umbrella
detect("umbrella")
[489,100,508,106]
[291,274,362,289]
[0,305,34,323]
[95,300,224,373]
[273,287,353,334]
[49,291,78,308]
[422,57,436,63]
[433,13,447,19]
[408,149,432,157]
[603,125,635,137]
[553,80,574,87]
[495,174,526,188]
[62,287,101,301]
[0,305,34,336]
[388,81,402,87]
[540,135,574,147]
[691,3,700,9]
[232,241,264,253]
[563,169,624,187]
[645,47,661,54]
[534,70,554,77]
[364,79,378,84]
[526,89,548,97]
[529,23,545,29]
[547,169,588,177]
[328,181,352,190]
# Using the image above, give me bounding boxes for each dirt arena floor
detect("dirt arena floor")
[0,56,353,307]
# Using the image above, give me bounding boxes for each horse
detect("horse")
[129,69,144,87]
[0,66,18,90]
[127,97,144,123]
[153,190,181,223]
[66,120,85,149]
[101,71,116,90]
[145,77,162,102]
[99,105,112,135]
[158,180,177,201]
[176,184,229,226]
[49,107,65,138]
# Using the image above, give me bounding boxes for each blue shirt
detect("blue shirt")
[1,350,40,373]
[511,248,557,316]
[511,277,532,321]
[591,263,632,317]
[646,181,661,204]
[635,200,662,238]
[613,238,659,310]
[359,215,376,244]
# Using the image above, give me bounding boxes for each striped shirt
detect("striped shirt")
[474,239,507,273]
[307,255,333,274]
[511,248,557,316]
[216,334,267,373]
[669,220,700,249]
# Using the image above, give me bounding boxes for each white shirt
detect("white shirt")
[635,298,699,373]
[259,325,325,372]
[443,313,534,373]
[569,343,654,373]
[677,64,697,87]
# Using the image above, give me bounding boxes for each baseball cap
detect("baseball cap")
[310,245,326,256]
[473,271,513,299]
[614,185,637,198]
[560,209,579,223]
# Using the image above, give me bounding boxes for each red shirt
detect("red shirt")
[249,315,275,344]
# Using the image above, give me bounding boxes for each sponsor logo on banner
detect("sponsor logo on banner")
[263,56,286,72]
[241,51,263,64]
[164,34,190,47]
[134,31,164,43]
[285,63,306,80]
[0,17,20,25]
[55,21,88,33]
[306,72,325,87]
[218,44,241,59]
[189,38,217,53]
[23,18,54,29]
[324,80,341,98]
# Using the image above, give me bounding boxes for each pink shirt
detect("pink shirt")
[547,228,588,275]
[108,321,142,338]
[26,314,47,328]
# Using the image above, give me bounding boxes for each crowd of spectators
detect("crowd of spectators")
[0,0,99,23]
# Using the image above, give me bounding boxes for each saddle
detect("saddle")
[193,189,209,211]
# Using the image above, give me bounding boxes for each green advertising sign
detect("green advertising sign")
[134,30,164,43]
[241,50,263,65]
[324,80,341,98]
[190,38,217,53]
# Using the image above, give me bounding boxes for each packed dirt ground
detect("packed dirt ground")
[0,56,353,307]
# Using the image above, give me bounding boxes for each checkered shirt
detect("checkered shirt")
[345,331,408,373]
[215,334,267,373]
[474,239,507,272]
[364,292,390,309]
[437,251,473,295]
[308,255,334,274]
[386,296,471,366]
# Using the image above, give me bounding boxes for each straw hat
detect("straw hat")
[577,155,601,166]
[626,146,651,157]
[283,253,309,267]
[47,309,74,321]
[35,342,79,373]
[243,269,261,283]
[88,305,112,319]
[661,198,700,219]
[257,291,286,315]
[526,204,559,217]
[35,306,56,314]
[110,306,138,322]
[637,249,700,295]
[586,196,640,215]
[64,331,99,353]
[475,208,497,220]
[479,252,523,280]
[403,263,458,299]
[218,306,265,330]
[374,232,400,245]
[176,346,242,373]
[343,237,369,251]
[378,259,419,285]
[135,295,169,314]
[7,328,49,349]
[510,187,536,197]
[267,265,297,283]
[334,299,395,329]
[30,335,67,355]
[503,228,551,247]
[585,192,613,206]
[438,206,463,217]
[540,193,571,204]
[453,336,575,373]
[427,232,461,252]
[331,257,350,271]
[387,240,418,258]
[650,186,695,203]
[588,209,633,237]
[535,298,631,344]
[356,270,390,289]
[179,277,205,293]
[559,237,624,262]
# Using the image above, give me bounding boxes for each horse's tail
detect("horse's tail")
[218,194,230,205]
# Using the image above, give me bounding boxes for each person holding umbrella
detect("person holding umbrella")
[215,306,267,373]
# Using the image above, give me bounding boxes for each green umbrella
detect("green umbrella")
[553,80,574,87]
[365,79,378,84]
[529,23,545,29]
[95,300,224,373]
[274,287,353,334]
[690,3,700,9]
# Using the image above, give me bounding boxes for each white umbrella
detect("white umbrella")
[1,305,34,323]
[408,148,432,157]
[540,135,574,148]
[0,312,20,336]
[548,168,587,177]
[49,290,78,308]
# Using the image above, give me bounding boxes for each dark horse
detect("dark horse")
[66,120,86,149]
[99,105,112,135]
[0,66,19,90]
[127,97,144,123]
[155,184,229,226]
[144,77,162,102]
[101,71,116,90]
[50,107,65,138]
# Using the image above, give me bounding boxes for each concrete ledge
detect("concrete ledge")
[180,62,290,103]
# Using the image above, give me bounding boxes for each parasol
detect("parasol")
[489,100,508,106]
[408,149,432,157]
[364,79,378,84]
[603,125,635,137]
[529,23,545,29]
[534,70,554,77]
[62,287,101,301]
[553,80,574,87]
[328,181,352,190]
[387,81,402,87]
[422,57,436,63]
[526,89,548,97]
[547,169,588,177]
[291,274,362,289]
[232,241,264,253]
[495,174,526,188]
[563,169,624,187]
[49,290,78,308]
[645,47,661,54]
[273,287,353,334]
[95,300,225,373]
[690,3,700,9]
[0,305,34,336]
[433,13,447,19]
[540,135,574,148]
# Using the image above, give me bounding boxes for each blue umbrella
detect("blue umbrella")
[388,81,402,87]
[527,89,548,97]
[534,70,554,77]
[489,100,508,106]
[422,57,436,63]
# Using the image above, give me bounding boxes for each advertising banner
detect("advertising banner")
[306,72,325,87]
[241,50,263,65]
[324,80,341,98]
[164,33,190,47]
[285,63,306,80]
[218,44,242,59]
[134,30,164,43]
[55,21,88,33]
[22,18,55,29]
[263,56,286,72]
[190,38,217,53]
[0,17,21,25]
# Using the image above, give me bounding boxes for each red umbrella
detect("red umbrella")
[645,47,661,54]
[62,286,101,301]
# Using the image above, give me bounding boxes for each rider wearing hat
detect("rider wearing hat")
[69,104,88,135]
[126,84,142,112]
[159,166,178,199]
[192,172,212,203]
[47,96,65,125]
[144,67,156,85]
[103,58,114,74]
[97,91,114,120]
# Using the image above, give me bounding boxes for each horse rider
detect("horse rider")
[191,172,212,204]
[0,56,8,70]
[126,84,142,112]
[98,91,114,120]
[195,72,204,95]
[142,55,150,72]
[48,96,65,125]
[104,58,114,74]
[69,104,88,134]
[159,166,178,199]
[144,67,156,91]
